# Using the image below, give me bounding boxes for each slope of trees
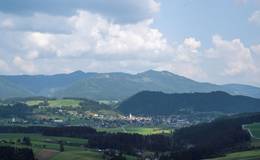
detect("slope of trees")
[0,146,34,160]
[88,133,172,153]
[118,91,260,115]
[0,103,32,118]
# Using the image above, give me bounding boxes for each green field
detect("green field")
[0,133,87,150]
[26,99,82,107]
[244,123,260,138]
[0,133,137,160]
[26,100,44,106]
[97,127,172,135]
[50,150,103,160]
[210,149,260,160]
[48,99,81,107]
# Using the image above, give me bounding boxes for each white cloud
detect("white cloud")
[184,37,201,51]
[171,37,201,63]
[206,35,257,76]
[23,10,169,59]
[0,8,260,86]
[13,56,37,74]
[0,58,8,72]
[251,44,260,55]
[147,0,161,13]
[1,18,14,29]
[249,10,260,25]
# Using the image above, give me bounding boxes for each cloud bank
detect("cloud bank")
[0,1,259,86]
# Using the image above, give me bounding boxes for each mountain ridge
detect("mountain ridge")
[0,70,260,100]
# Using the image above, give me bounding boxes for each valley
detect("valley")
[1,71,260,160]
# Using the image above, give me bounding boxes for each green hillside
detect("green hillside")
[118,91,260,115]
[1,70,260,100]
[0,78,31,98]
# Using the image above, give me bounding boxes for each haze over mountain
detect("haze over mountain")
[118,91,260,115]
[0,70,260,100]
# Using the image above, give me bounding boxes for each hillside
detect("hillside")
[118,91,260,115]
[0,78,32,98]
[1,70,260,100]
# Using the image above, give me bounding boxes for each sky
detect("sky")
[0,0,259,86]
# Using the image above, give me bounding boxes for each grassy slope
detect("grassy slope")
[210,149,260,160]
[26,100,44,106]
[97,127,172,135]
[50,150,103,160]
[26,99,81,107]
[48,99,81,107]
[0,133,137,160]
[245,123,260,138]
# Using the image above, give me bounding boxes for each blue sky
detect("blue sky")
[154,0,260,46]
[0,0,259,86]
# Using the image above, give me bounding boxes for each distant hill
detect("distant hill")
[1,70,260,100]
[118,91,260,115]
[0,78,32,98]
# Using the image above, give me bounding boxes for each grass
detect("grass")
[244,123,260,138]
[210,149,260,160]
[0,133,137,160]
[26,100,44,106]
[48,99,81,107]
[97,127,172,135]
[26,99,82,107]
[50,150,103,160]
[0,133,86,143]
[0,133,87,151]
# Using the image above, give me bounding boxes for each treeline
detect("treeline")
[161,112,260,160]
[0,125,172,154]
[2,113,260,159]
[0,103,32,118]
[88,133,172,153]
[0,146,34,160]
[0,126,96,138]
[118,91,260,115]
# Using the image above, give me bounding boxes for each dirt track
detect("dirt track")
[35,149,59,160]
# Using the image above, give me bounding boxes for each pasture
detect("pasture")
[97,127,172,135]
[210,149,260,160]
[26,99,82,107]
[244,122,260,138]
[0,133,137,160]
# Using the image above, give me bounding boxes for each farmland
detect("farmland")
[244,122,260,138]
[210,149,260,160]
[97,127,172,135]
[0,133,137,160]
[26,99,81,107]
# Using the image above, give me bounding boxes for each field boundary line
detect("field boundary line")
[242,124,260,140]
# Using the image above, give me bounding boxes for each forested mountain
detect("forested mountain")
[1,70,260,100]
[0,78,32,98]
[118,91,260,115]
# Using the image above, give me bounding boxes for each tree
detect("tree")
[59,141,64,152]
[21,137,31,146]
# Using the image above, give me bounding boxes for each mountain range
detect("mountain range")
[118,91,260,115]
[0,70,260,100]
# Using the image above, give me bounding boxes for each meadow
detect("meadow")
[97,127,172,135]
[244,122,260,138]
[210,149,260,160]
[0,133,137,160]
[26,99,81,107]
